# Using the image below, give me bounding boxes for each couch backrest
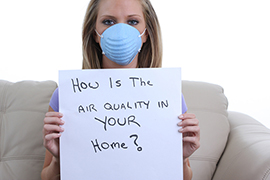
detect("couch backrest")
[182,81,230,180]
[0,80,229,180]
[0,80,57,180]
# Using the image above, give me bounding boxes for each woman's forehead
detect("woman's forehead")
[97,0,144,17]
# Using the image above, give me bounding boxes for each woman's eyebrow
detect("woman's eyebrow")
[128,14,142,18]
[99,14,143,20]
[100,15,116,19]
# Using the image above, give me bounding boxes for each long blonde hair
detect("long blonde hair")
[82,0,162,69]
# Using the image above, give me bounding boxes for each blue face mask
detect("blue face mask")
[95,23,146,66]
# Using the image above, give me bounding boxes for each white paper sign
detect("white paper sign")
[59,68,183,180]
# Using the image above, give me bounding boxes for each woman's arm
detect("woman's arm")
[41,106,64,180]
[183,158,192,180]
[41,150,60,180]
[179,113,200,180]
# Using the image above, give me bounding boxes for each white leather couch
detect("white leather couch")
[0,80,270,180]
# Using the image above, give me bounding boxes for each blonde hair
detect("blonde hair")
[82,0,162,69]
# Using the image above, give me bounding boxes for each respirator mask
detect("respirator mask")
[95,23,146,66]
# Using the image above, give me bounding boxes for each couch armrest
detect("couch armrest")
[212,111,270,180]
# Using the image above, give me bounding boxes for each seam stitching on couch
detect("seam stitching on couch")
[231,124,270,132]
[1,156,45,162]
[189,156,218,162]
[4,110,48,114]
[263,167,270,180]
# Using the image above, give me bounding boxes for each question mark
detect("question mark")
[129,134,142,152]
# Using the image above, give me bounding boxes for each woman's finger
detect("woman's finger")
[44,133,61,141]
[45,111,63,118]
[43,124,64,134]
[44,116,65,125]
[178,126,200,135]
[178,118,199,127]
[178,113,196,120]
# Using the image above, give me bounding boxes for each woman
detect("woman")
[41,0,200,179]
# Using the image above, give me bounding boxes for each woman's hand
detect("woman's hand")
[178,113,200,160]
[43,111,65,159]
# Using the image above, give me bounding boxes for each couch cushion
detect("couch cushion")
[0,80,57,180]
[182,81,230,180]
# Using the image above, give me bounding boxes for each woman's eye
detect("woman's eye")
[128,20,139,25]
[102,19,115,25]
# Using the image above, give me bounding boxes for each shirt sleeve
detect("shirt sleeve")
[182,94,188,114]
[49,87,59,112]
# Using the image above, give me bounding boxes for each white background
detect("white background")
[0,0,269,129]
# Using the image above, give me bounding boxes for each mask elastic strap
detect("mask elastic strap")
[138,28,147,52]
[95,30,105,54]
[95,30,103,38]
[139,28,147,38]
